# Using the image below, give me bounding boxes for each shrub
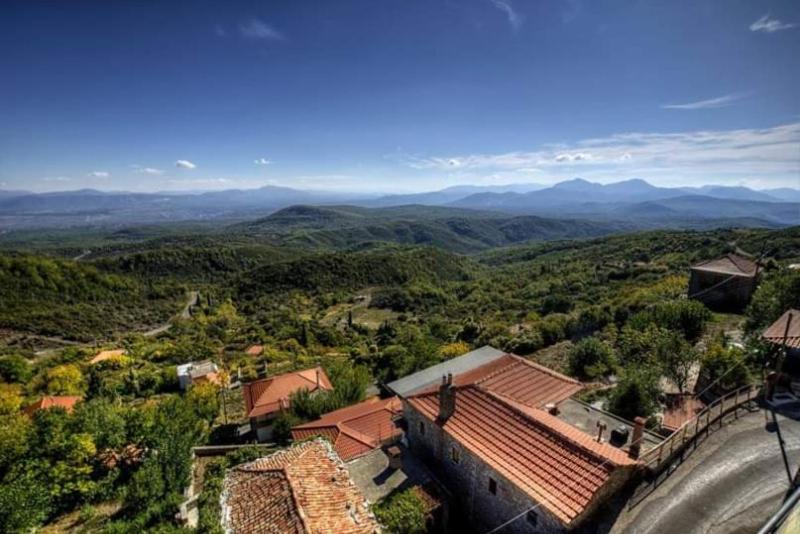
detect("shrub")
[373,488,427,534]
[568,337,617,379]
[608,367,661,420]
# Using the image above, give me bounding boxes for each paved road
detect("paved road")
[613,410,800,534]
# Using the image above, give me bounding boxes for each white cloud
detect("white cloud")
[488,0,523,31]
[661,93,748,110]
[402,122,800,187]
[214,25,226,38]
[254,158,272,165]
[750,14,796,33]
[555,152,592,162]
[239,18,284,40]
[175,160,197,169]
[87,171,110,178]
[43,176,72,183]
[133,165,165,175]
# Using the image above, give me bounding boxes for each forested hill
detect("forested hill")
[0,254,181,341]
[234,204,632,253]
[236,247,474,297]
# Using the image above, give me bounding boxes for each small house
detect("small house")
[292,396,403,461]
[688,253,759,311]
[176,360,220,390]
[243,366,333,442]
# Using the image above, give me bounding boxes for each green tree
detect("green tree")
[609,367,661,420]
[0,354,32,383]
[373,488,427,534]
[45,364,86,396]
[746,269,800,334]
[568,337,617,379]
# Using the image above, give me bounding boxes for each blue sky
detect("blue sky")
[1,0,799,193]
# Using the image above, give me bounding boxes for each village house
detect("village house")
[245,344,264,357]
[220,438,380,534]
[763,309,800,380]
[399,348,642,533]
[292,396,403,461]
[243,366,333,442]
[176,360,220,390]
[24,395,82,416]
[688,253,760,311]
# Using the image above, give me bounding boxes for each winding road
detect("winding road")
[32,290,199,355]
[612,409,800,534]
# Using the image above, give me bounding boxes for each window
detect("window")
[450,446,461,464]
[488,477,497,495]
[418,421,425,435]
[526,511,538,526]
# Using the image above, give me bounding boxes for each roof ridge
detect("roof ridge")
[506,354,582,385]
[482,387,636,466]
[338,424,379,448]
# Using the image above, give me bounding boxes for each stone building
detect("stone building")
[688,254,759,311]
[402,355,641,533]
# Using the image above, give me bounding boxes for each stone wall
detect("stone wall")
[403,401,565,534]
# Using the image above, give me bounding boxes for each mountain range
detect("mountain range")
[0,178,797,230]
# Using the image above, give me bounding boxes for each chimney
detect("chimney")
[628,417,646,459]
[545,402,559,416]
[316,368,321,389]
[438,373,456,423]
[596,421,607,443]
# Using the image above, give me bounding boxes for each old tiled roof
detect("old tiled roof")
[221,439,380,534]
[763,309,800,349]
[692,254,758,277]
[244,367,334,419]
[411,353,583,409]
[246,345,264,356]
[24,395,82,415]
[292,397,403,461]
[90,349,126,364]
[407,385,636,525]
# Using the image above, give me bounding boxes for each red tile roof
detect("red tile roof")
[221,438,379,533]
[412,353,583,409]
[407,385,636,525]
[692,254,758,277]
[24,395,82,416]
[763,309,800,349]
[246,345,264,356]
[292,397,403,461]
[243,367,334,419]
[90,349,126,364]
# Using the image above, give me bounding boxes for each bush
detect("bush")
[568,337,617,379]
[628,300,710,342]
[701,342,752,392]
[608,367,661,420]
[746,269,800,334]
[373,488,427,534]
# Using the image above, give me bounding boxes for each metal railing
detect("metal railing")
[640,384,760,470]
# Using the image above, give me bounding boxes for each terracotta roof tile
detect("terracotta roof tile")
[243,367,334,419]
[246,345,264,356]
[90,349,125,364]
[407,385,636,525]
[411,354,582,409]
[221,439,380,533]
[291,397,402,461]
[763,309,800,349]
[24,395,82,416]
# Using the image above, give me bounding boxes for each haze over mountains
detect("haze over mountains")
[0,178,797,231]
